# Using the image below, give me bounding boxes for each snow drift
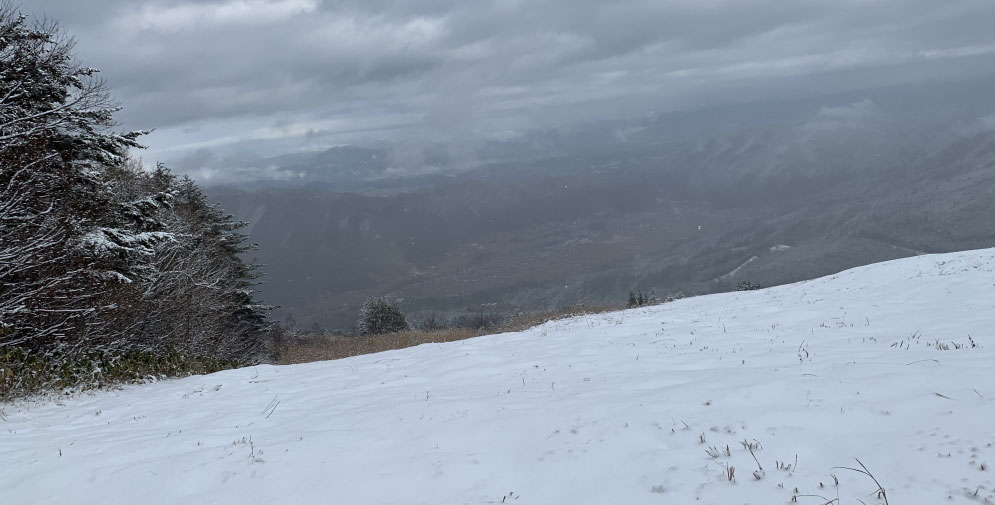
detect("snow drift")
[3,248,994,504]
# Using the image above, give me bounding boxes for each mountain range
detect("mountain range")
[207,79,995,331]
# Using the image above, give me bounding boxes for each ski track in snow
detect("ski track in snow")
[3,248,995,505]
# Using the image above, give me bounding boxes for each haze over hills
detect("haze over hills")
[27,0,995,336]
[206,79,995,331]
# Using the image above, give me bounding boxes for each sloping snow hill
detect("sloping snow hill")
[3,249,995,505]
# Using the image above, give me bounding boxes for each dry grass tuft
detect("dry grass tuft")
[277,328,482,365]
[275,304,620,365]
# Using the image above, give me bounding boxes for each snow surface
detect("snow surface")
[3,249,995,505]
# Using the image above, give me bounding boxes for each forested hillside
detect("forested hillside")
[211,84,995,331]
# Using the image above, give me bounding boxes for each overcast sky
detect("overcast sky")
[31,0,995,175]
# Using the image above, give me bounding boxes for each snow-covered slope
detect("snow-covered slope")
[3,249,995,505]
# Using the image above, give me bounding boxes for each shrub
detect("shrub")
[663,291,686,302]
[416,312,448,331]
[357,297,410,336]
[1,346,244,401]
[454,312,502,330]
[627,290,660,308]
[736,281,764,291]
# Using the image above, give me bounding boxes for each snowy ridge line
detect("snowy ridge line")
[2,248,994,505]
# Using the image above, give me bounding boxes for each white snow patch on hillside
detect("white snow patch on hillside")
[720,254,759,279]
[3,249,995,505]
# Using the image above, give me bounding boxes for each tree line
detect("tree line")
[0,5,270,397]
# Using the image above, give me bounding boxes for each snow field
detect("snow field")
[2,248,994,504]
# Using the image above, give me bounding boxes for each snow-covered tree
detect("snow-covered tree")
[736,281,763,291]
[1,4,270,395]
[357,297,409,336]
[0,4,166,353]
[0,4,146,164]
[137,174,270,360]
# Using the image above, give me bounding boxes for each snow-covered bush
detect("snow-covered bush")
[736,281,764,291]
[357,297,409,336]
[626,290,660,308]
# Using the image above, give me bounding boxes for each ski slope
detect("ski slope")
[3,249,994,505]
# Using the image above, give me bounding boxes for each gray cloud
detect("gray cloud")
[29,0,995,174]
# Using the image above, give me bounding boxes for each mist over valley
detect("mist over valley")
[207,79,995,330]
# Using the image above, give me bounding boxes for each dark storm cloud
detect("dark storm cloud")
[29,0,995,170]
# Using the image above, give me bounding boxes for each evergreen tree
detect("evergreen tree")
[357,297,409,336]
[136,172,270,360]
[736,281,763,291]
[1,5,272,395]
[0,6,164,353]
